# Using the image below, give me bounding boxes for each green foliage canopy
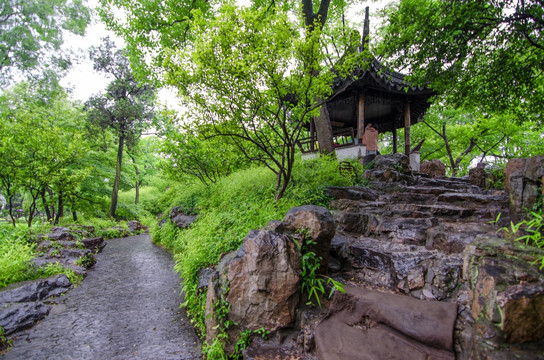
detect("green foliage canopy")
[378,0,544,121]
[0,81,91,226]
[0,0,91,85]
[163,4,363,199]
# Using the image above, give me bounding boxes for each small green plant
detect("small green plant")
[502,210,544,269]
[232,327,269,359]
[0,326,12,354]
[76,253,96,269]
[202,337,228,360]
[300,238,345,308]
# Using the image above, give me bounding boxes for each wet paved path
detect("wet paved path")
[2,234,201,360]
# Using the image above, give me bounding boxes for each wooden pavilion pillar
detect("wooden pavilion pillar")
[392,127,397,153]
[310,118,315,151]
[404,102,411,155]
[358,95,365,143]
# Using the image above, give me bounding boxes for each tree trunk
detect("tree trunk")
[135,179,140,205]
[130,154,140,205]
[41,189,52,222]
[8,195,16,227]
[27,199,37,228]
[315,102,336,156]
[54,193,64,225]
[72,209,77,222]
[109,134,125,218]
[46,187,55,221]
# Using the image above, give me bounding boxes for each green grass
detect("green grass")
[151,156,362,336]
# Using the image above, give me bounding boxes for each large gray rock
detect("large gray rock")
[0,275,72,305]
[127,220,148,233]
[0,302,51,335]
[420,159,446,178]
[47,227,74,241]
[373,153,412,174]
[205,229,301,355]
[505,156,544,221]
[79,237,106,252]
[468,162,490,188]
[226,229,301,332]
[169,207,197,229]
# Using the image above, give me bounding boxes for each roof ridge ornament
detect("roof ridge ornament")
[361,6,370,52]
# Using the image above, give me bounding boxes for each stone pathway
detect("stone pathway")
[1,235,201,360]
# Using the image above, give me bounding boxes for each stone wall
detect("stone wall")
[505,156,544,221]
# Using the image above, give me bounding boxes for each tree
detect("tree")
[0,81,90,226]
[396,105,544,176]
[0,0,91,86]
[163,5,360,199]
[159,116,252,186]
[99,0,361,156]
[377,0,544,121]
[85,38,156,218]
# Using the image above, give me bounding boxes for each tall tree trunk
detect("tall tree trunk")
[315,102,336,156]
[72,209,78,222]
[46,187,55,221]
[8,195,16,227]
[130,154,140,205]
[27,199,37,228]
[109,134,125,218]
[54,193,64,225]
[41,189,52,222]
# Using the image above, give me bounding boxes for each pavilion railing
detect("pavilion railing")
[297,127,356,153]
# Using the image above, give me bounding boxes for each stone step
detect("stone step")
[327,186,380,201]
[417,176,475,189]
[329,233,463,301]
[425,221,501,253]
[314,284,458,360]
[379,191,438,204]
[437,191,509,206]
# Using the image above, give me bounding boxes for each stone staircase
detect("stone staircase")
[327,175,510,301]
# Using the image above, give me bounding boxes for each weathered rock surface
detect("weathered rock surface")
[461,236,544,358]
[0,275,72,337]
[420,159,446,178]
[315,285,457,360]
[278,205,336,274]
[47,227,74,241]
[504,155,544,221]
[468,162,491,188]
[226,230,301,332]
[79,237,106,252]
[0,302,51,336]
[361,154,414,184]
[169,207,197,229]
[204,206,337,356]
[0,275,72,305]
[127,220,149,233]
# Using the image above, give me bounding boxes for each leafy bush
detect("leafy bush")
[114,202,142,221]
